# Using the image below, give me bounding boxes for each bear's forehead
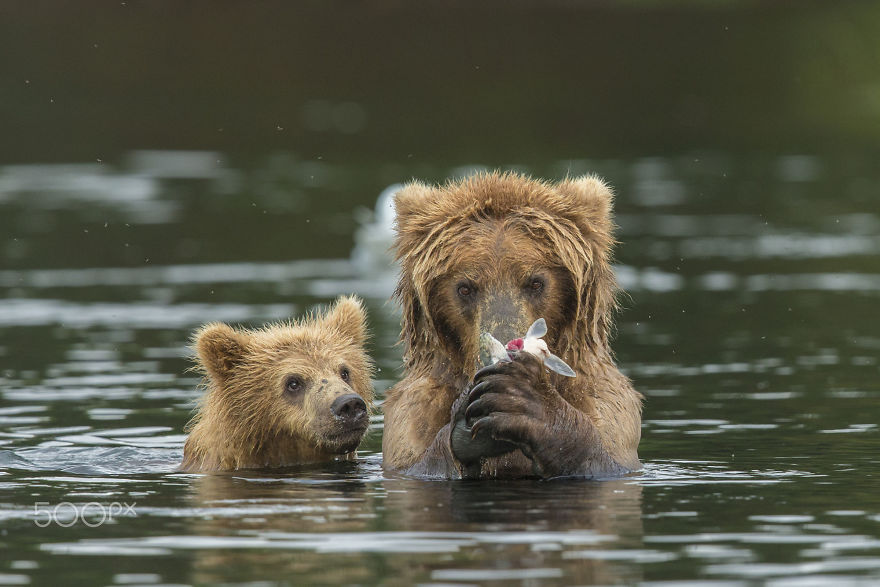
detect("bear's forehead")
[442,221,560,273]
[249,334,358,361]
[243,345,362,380]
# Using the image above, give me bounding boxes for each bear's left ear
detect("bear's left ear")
[555,175,615,240]
[554,175,619,348]
[322,295,368,346]
[193,322,250,383]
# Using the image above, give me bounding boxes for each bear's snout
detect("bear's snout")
[479,290,531,349]
[330,393,367,424]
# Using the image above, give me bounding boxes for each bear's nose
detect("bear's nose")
[330,394,367,422]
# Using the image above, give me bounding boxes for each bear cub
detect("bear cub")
[180,295,374,472]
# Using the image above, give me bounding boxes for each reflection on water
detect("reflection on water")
[1,148,879,585]
[26,458,645,584]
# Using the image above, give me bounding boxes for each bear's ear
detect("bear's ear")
[555,175,615,240]
[193,323,250,383]
[321,295,368,346]
[393,180,437,239]
[554,175,619,348]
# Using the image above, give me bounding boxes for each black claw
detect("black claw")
[470,416,489,438]
[464,397,487,424]
[467,380,493,403]
[474,360,515,382]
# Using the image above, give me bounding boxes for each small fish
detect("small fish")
[479,331,511,367]
[480,318,576,377]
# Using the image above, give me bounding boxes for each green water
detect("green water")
[2,2,879,585]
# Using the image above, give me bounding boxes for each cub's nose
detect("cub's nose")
[330,394,367,422]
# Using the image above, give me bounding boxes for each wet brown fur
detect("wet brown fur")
[382,171,642,475]
[181,296,374,472]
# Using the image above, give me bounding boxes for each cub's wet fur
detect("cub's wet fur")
[180,296,374,472]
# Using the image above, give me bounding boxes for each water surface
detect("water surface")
[1,150,878,585]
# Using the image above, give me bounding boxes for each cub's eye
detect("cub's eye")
[340,366,351,383]
[457,282,475,298]
[284,376,304,394]
[529,277,545,293]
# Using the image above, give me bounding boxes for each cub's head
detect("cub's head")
[193,296,373,455]
[393,172,618,376]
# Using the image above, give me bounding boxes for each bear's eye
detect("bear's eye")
[284,375,304,394]
[457,282,475,298]
[340,366,350,383]
[529,277,545,293]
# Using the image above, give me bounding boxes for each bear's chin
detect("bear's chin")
[320,426,368,455]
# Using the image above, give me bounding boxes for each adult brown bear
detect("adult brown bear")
[381,172,642,479]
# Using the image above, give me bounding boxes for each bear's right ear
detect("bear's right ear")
[321,295,368,346]
[393,181,437,243]
[193,323,249,383]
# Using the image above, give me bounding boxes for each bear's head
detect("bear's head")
[393,172,618,378]
[192,296,374,458]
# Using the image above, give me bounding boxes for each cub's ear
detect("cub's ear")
[555,175,615,238]
[393,180,437,238]
[193,323,249,383]
[322,295,368,346]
